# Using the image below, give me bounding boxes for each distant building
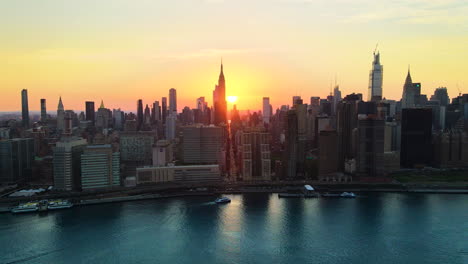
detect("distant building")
[368,50,383,101]
[81,145,120,190]
[137,99,144,130]
[161,97,168,125]
[57,97,65,132]
[213,62,227,125]
[401,69,422,109]
[136,164,221,185]
[165,112,177,140]
[430,87,450,107]
[0,138,34,183]
[21,89,30,129]
[181,125,223,164]
[85,101,95,124]
[236,127,271,181]
[169,88,177,114]
[40,98,47,122]
[262,97,272,125]
[95,100,112,129]
[401,108,432,168]
[53,137,88,191]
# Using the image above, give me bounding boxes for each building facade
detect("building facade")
[81,145,120,190]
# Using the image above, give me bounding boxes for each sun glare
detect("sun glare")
[227,96,238,104]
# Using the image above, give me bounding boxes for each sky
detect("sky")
[1,0,467,112]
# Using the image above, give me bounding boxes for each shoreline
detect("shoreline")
[1,186,467,214]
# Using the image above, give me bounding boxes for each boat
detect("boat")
[48,199,73,210]
[340,192,356,198]
[215,197,231,204]
[11,202,39,214]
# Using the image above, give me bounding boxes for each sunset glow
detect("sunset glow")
[227,96,238,104]
[0,1,467,112]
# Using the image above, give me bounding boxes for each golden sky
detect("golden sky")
[1,0,467,112]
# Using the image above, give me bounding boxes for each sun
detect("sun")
[227,96,238,104]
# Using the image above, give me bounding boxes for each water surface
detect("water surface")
[0,193,467,264]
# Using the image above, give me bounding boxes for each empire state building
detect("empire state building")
[213,61,227,125]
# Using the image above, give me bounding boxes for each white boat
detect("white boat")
[48,200,73,210]
[11,202,39,214]
[215,197,231,204]
[340,192,356,198]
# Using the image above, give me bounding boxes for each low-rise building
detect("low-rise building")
[136,164,221,185]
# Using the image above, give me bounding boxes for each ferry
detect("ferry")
[48,200,73,210]
[340,192,357,198]
[215,197,231,204]
[11,202,39,214]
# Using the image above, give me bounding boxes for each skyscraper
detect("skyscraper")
[53,137,88,191]
[85,101,95,124]
[237,127,271,181]
[21,89,30,129]
[401,69,421,109]
[430,87,450,107]
[57,97,65,131]
[213,61,227,125]
[368,50,383,101]
[262,97,271,125]
[356,118,385,177]
[401,108,433,168]
[153,101,161,122]
[137,99,143,130]
[169,88,177,114]
[40,99,47,122]
[161,97,168,124]
[0,138,34,183]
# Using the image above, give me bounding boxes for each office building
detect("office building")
[262,97,272,125]
[119,132,154,165]
[95,100,112,129]
[368,50,383,101]
[81,145,120,190]
[169,88,177,114]
[430,87,450,107]
[401,108,432,168]
[165,112,177,140]
[40,98,47,122]
[236,127,271,181]
[161,97,168,124]
[336,99,358,171]
[137,99,144,130]
[53,137,87,191]
[318,130,338,177]
[85,101,95,124]
[21,89,30,129]
[153,101,161,122]
[181,125,223,164]
[356,118,385,177]
[0,138,34,183]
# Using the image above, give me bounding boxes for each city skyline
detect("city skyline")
[1,0,467,111]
